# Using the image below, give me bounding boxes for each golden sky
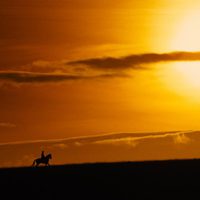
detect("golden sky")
[1,0,200,165]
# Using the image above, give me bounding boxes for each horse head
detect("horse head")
[47,154,52,159]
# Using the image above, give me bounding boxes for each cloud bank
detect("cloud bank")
[1,51,200,84]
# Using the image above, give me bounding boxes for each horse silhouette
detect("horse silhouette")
[32,154,52,167]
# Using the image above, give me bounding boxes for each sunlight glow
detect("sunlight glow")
[171,12,200,51]
[174,62,200,89]
[159,62,200,101]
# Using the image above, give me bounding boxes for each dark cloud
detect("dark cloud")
[0,71,81,83]
[68,51,200,70]
[0,71,126,84]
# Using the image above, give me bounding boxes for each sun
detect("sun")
[171,11,200,52]
[163,10,200,100]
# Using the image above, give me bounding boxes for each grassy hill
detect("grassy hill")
[1,159,200,199]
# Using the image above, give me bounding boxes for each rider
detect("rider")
[41,151,45,159]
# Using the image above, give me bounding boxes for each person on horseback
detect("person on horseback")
[32,152,52,167]
[41,151,45,160]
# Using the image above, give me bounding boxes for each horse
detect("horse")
[32,154,52,167]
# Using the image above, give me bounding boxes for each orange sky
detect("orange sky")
[1,0,200,166]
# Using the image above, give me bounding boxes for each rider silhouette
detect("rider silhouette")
[41,151,45,159]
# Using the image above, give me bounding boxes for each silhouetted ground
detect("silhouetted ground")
[1,159,200,199]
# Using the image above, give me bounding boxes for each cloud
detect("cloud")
[68,51,200,71]
[0,71,83,83]
[53,143,68,149]
[94,131,191,147]
[0,130,190,147]
[0,71,126,84]
[173,133,191,144]
[2,51,200,84]
[0,122,16,128]
[95,137,138,147]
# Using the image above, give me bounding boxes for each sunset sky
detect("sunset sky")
[1,0,200,166]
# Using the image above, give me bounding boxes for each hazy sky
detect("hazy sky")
[1,0,200,149]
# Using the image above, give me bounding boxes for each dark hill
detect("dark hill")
[1,159,200,199]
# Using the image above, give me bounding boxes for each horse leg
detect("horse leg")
[45,161,49,166]
[32,160,36,167]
